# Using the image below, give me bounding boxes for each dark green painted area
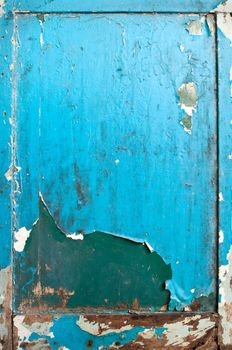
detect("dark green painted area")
[15,199,172,310]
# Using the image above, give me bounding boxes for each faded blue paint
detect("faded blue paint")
[14,13,217,311]
[15,0,225,13]
[218,17,232,266]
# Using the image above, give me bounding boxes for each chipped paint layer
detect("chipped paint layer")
[14,313,217,350]
[163,315,215,347]
[217,13,232,42]
[15,197,171,310]
[14,315,54,345]
[76,316,133,336]
[219,245,232,346]
[186,17,205,36]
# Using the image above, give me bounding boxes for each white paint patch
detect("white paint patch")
[14,219,38,252]
[217,13,232,42]
[66,233,84,241]
[163,316,214,347]
[115,159,120,164]
[0,0,5,17]
[219,230,224,244]
[14,316,54,343]
[219,245,232,345]
[190,288,196,294]
[4,163,21,181]
[76,316,133,336]
[213,0,232,12]
[219,192,224,201]
[179,44,184,52]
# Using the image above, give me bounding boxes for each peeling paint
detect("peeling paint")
[186,17,205,36]
[213,0,232,12]
[14,219,38,252]
[219,230,224,244]
[163,315,215,347]
[0,266,11,348]
[0,267,10,307]
[206,15,215,36]
[14,315,54,345]
[15,197,171,310]
[76,316,133,336]
[180,115,192,135]
[219,245,232,346]
[0,0,5,17]
[177,82,198,135]
[177,83,198,117]
[219,192,224,201]
[4,163,21,181]
[217,13,232,43]
[66,233,84,241]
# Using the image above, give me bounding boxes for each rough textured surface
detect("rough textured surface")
[14,313,218,350]
[14,13,217,312]
[0,1,231,349]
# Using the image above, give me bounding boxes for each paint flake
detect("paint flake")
[219,245,232,345]
[14,219,38,252]
[219,230,224,244]
[177,82,197,135]
[4,163,21,181]
[163,316,214,347]
[219,192,224,201]
[14,316,54,344]
[76,316,133,336]
[186,18,205,36]
[217,13,232,42]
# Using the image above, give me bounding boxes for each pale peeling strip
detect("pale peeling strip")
[163,316,215,347]
[217,13,232,42]
[14,315,54,344]
[219,245,232,345]
[0,0,5,17]
[212,0,232,12]
[76,316,133,336]
[14,219,38,252]
[0,266,10,307]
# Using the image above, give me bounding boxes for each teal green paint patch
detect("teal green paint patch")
[15,198,171,310]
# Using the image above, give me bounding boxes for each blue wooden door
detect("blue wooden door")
[0,1,231,349]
